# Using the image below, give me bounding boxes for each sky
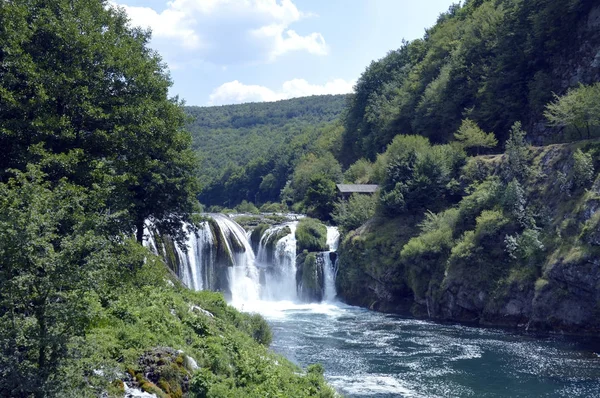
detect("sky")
[111,0,457,106]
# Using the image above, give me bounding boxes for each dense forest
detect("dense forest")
[340,0,600,166]
[329,0,600,333]
[185,95,347,208]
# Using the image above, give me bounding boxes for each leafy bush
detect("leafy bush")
[344,158,375,183]
[304,174,338,221]
[453,118,498,154]
[295,218,328,252]
[332,193,377,233]
[455,178,504,234]
[235,200,259,214]
[376,135,465,215]
[259,202,288,213]
[572,149,595,188]
[545,83,600,139]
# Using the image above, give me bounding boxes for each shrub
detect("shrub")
[259,202,288,213]
[235,200,259,214]
[453,118,498,154]
[344,158,375,184]
[504,121,530,181]
[572,149,595,188]
[332,193,377,233]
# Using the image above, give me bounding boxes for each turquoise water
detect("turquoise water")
[245,301,600,397]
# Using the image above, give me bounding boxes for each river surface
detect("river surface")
[240,300,600,398]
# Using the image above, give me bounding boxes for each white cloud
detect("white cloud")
[208,78,355,105]
[111,0,327,66]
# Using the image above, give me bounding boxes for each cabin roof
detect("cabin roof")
[336,184,379,194]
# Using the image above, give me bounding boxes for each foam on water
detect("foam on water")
[328,375,426,397]
[233,299,346,320]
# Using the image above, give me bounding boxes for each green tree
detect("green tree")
[453,119,498,154]
[545,83,600,139]
[0,0,199,244]
[504,121,530,182]
[0,166,139,397]
[344,159,375,184]
[304,174,338,221]
[290,152,342,204]
[572,148,595,188]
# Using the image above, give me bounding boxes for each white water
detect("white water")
[256,222,298,301]
[322,226,340,302]
[209,214,261,305]
[145,216,340,307]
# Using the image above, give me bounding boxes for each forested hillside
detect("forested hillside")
[340,0,600,166]
[186,95,347,207]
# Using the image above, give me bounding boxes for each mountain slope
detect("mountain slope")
[185,95,348,207]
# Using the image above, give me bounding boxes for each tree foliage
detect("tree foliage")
[340,0,598,166]
[545,83,600,138]
[332,193,377,234]
[187,96,347,207]
[454,119,498,154]
[0,0,199,243]
[375,135,465,215]
[0,166,143,397]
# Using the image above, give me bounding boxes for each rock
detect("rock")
[128,347,193,398]
[189,304,214,318]
[296,252,324,302]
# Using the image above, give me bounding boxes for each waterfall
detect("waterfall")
[210,214,260,305]
[256,222,298,301]
[178,222,214,291]
[322,226,340,302]
[147,214,340,306]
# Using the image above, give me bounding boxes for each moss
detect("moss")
[265,226,291,250]
[111,379,125,393]
[295,218,328,252]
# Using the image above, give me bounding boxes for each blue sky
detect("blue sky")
[112,0,457,106]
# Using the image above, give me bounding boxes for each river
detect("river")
[241,300,600,398]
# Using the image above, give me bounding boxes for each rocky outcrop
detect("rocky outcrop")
[296,251,324,302]
[125,347,196,398]
[337,141,600,334]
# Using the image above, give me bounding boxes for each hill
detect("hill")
[339,0,600,166]
[185,95,348,207]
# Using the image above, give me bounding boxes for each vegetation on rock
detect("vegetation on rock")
[296,218,328,253]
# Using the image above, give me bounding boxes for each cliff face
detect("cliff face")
[337,140,600,333]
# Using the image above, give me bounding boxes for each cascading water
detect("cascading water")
[322,226,340,302]
[178,221,215,291]
[209,214,260,305]
[147,214,339,305]
[256,222,298,301]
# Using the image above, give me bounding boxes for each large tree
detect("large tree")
[0,0,199,243]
